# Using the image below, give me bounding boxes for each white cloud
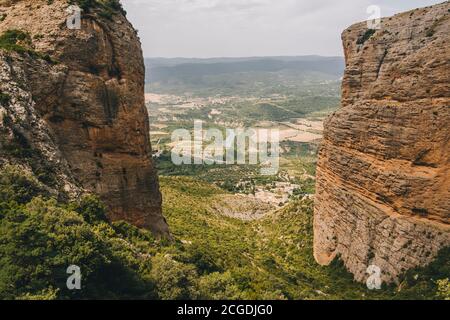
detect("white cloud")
[121,0,444,57]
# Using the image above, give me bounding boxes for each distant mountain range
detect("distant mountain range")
[144,56,345,84]
[144,56,345,96]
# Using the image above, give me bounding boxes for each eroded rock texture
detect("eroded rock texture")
[314,2,450,283]
[0,0,169,236]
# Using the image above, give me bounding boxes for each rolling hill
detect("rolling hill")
[144,56,345,96]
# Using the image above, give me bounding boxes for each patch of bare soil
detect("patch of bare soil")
[211,194,275,220]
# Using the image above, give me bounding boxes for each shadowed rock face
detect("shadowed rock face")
[314,2,449,283]
[0,0,170,236]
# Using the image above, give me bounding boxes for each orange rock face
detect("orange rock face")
[0,0,169,236]
[314,2,450,283]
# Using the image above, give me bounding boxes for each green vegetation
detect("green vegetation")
[154,137,319,197]
[0,92,11,107]
[69,194,108,225]
[0,166,49,204]
[0,165,156,299]
[143,55,448,300]
[0,29,32,54]
[357,29,377,45]
[69,0,127,18]
[145,56,340,203]
[394,247,450,299]
[0,167,447,299]
[0,30,55,64]
[437,279,450,300]
[150,176,450,300]
[148,95,339,128]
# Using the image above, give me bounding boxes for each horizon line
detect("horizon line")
[144,54,345,60]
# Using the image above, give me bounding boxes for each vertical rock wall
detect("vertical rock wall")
[314,2,449,283]
[0,0,170,236]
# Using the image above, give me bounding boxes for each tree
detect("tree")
[437,279,450,300]
[150,254,198,300]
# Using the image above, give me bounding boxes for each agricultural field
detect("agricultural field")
[145,57,340,209]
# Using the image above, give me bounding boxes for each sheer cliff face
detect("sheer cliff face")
[0,0,169,236]
[314,2,450,283]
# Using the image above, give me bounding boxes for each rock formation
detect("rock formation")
[0,0,170,236]
[314,2,450,283]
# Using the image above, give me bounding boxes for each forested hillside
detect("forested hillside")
[1,167,448,300]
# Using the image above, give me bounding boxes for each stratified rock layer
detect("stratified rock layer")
[0,0,169,236]
[314,2,450,283]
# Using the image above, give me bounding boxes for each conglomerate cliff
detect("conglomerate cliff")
[314,2,449,283]
[0,0,169,236]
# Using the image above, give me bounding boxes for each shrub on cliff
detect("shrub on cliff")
[0,29,31,53]
[70,0,127,18]
[437,279,450,300]
[0,165,47,205]
[356,29,376,45]
[0,92,11,107]
[197,271,242,300]
[395,247,450,300]
[149,254,199,300]
[0,197,109,299]
[0,30,55,64]
[0,166,155,299]
[69,194,108,225]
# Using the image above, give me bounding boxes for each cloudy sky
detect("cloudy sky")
[121,0,444,58]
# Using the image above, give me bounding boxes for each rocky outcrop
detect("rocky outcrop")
[314,2,450,283]
[0,0,170,236]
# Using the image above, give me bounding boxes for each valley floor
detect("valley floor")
[158,176,449,300]
[0,165,447,300]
